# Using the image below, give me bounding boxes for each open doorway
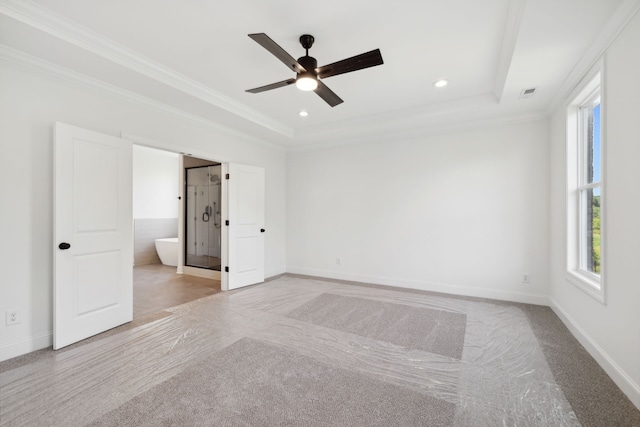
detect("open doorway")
[54,124,264,348]
[132,146,221,320]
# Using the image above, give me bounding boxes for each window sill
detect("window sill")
[566,270,605,304]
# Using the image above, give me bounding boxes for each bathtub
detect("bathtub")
[155,237,179,267]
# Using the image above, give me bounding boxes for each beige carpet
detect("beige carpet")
[287,293,467,359]
[89,337,456,426]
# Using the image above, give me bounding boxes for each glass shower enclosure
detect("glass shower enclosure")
[185,164,222,270]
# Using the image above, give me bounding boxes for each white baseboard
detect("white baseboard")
[549,298,640,410]
[0,331,52,363]
[286,267,550,306]
[266,267,287,280]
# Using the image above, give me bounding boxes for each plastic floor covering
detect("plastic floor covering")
[0,275,580,426]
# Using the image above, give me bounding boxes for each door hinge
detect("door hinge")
[225,220,229,226]
[225,173,230,180]
[225,266,229,273]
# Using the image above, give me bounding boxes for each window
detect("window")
[566,69,604,302]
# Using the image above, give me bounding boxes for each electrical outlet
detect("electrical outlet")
[522,273,530,284]
[336,257,342,265]
[6,309,20,326]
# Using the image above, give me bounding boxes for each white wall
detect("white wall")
[133,145,179,219]
[0,60,287,361]
[549,11,640,407]
[287,119,550,304]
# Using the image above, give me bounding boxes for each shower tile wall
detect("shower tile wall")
[134,218,179,265]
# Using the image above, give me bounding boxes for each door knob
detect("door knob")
[260,229,265,233]
[58,242,71,250]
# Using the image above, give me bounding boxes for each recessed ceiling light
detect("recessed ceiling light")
[433,79,448,88]
[298,110,309,117]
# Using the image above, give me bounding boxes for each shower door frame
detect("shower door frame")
[184,164,223,271]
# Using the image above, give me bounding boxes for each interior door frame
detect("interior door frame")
[122,133,230,290]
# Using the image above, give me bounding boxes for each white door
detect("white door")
[227,163,265,290]
[54,123,133,349]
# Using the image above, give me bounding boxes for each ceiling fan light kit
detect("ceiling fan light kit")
[296,74,318,91]
[246,33,383,107]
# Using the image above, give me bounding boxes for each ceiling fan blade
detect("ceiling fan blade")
[316,49,383,79]
[314,81,343,107]
[246,78,296,93]
[248,33,306,73]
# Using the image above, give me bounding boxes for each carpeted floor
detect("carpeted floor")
[1,275,639,426]
[287,293,467,359]
[89,337,456,427]
[520,303,640,427]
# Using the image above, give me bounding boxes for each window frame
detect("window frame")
[566,63,605,303]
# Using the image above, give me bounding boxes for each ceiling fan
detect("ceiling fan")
[246,33,384,107]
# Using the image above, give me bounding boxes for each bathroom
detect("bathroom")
[132,145,221,318]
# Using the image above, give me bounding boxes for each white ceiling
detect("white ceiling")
[0,0,632,148]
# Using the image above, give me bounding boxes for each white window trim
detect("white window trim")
[565,59,606,304]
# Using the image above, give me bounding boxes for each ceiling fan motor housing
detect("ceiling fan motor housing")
[295,54,318,90]
[297,55,318,75]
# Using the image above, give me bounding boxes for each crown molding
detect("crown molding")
[291,90,549,149]
[0,0,294,138]
[2,38,541,155]
[0,44,286,152]
[493,0,527,102]
[547,0,640,114]
[294,93,499,142]
[289,111,549,153]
